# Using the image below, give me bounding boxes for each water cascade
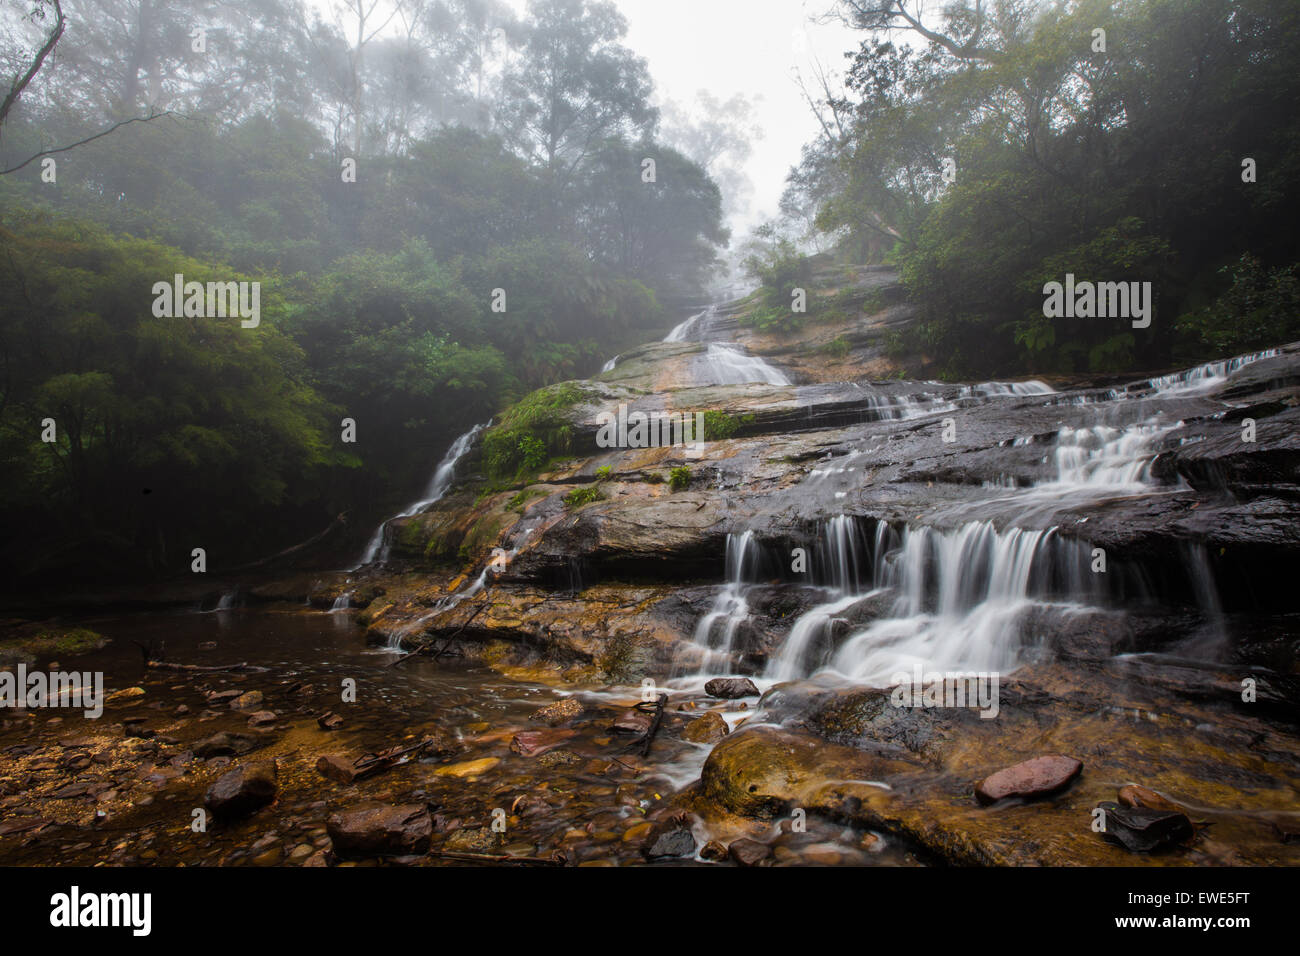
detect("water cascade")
[354,423,487,569]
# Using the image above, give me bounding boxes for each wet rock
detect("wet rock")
[510,728,575,757]
[705,677,759,699]
[444,826,503,854]
[317,711,344,731]
[529,697,584,725]
[700,840,728,862]
[1117,784,1188,815]
[728,838,772,866]
[229,690,264,712]
[193,732,258,759]
[1096,801,1194,853]
[205,689,242,703]
[204,760,278,818]
[536,749,583,768]
[681,711,729,743]
[315,754,360,784]
[642,812,696,860]
[106,687,145,704]
[247,710,278,727]
[434,758,499,779]
[327,803,432,857]
[975,755,1082,804]
[611,709,652,735]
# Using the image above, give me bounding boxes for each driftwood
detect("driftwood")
[133,639,268,673]
[388,601,490,667]
[628,693,668,757]
[352,736,437,776]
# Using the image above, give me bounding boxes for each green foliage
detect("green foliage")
[595,465,613,480]
[700,410,755,440]
[809,0,1300,377]
[819,336,852,359]
[482,381,594,480]
[1177,255,1300,354]
[563,485,604,509]
[668,466,691,491]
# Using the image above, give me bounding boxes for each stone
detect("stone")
[975,755,1083,804]
[1096,801,1194,853]
[727,838,772,866]
[510,728,575,757]
[700,840,728,862]
[204,760,277,818]
[434,757,499,779]
[642,813,696,860]
[105,687,145,704]
[327,804,432,856]
[229,690,264,711]
[246,710,278,727]
[193,732,258,759]
[704,677,759,699]
[315,754,360,784]
[681,711,729,743]
[529,697,584,725]
[611,709,652,735]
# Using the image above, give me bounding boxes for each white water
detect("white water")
[826,522,1091,683]
[601,355,618,373]
[664,308,708,343]
[699,344,792,386]
[354,422,487,569]
[1146,348,1280,395]
[679,531,760,674]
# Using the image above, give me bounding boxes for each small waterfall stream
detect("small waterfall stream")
[354,422,487,569]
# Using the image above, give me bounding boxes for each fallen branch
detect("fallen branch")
[132,639,267,673]
[224,512,348,572]
[352,736,436,774]
[388,600,489,667]
[628,693,667,758]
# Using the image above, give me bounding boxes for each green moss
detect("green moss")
[0,627,108,663]
[482,380,597,481]
[669,466,691,491]
[644,471,665,484]
[594,465,613,480]
[506,486,545,512]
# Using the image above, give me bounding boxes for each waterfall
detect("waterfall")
[329,590,352,613]
[215,589,239,611]
[958,380,1055,397]
[1146,348,1280,395]
[681,531,761,672]
[601,355,619,373]
[826,522,1097,684]
[664,308,709,343]
[698,344,791,386]
[354,422,487,569]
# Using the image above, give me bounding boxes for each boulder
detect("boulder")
[705,677,759,699]
[327,803,433,856]
[681,711,729,744]
[727,838,772,866]
[204,760,277,818]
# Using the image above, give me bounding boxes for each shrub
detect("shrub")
[669,466,691,491]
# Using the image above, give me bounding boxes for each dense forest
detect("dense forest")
[0,0,727,582]
[761,0,1300,377]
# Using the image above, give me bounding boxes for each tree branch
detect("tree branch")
[0,110,176,175]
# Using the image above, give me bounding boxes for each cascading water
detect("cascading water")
[1145,348,1280,395]
[664,308,709,343]
[354,422,487,569]
[698,344,792,386]
[679,531,761,674]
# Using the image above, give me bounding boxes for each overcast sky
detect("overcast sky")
[502,0,863,237]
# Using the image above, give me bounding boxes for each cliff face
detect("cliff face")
[292,267,1300,865]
